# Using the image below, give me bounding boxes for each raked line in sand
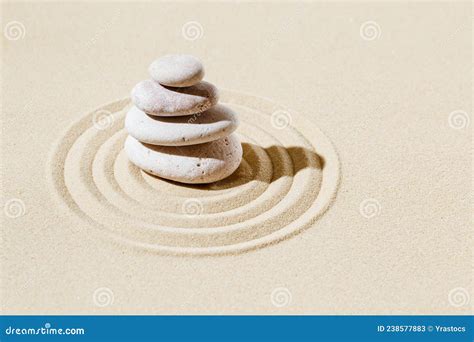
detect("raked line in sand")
[47,90,341,256]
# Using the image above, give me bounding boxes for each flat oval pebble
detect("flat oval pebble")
[149,54,204,87]
[131,80,219,116]
[124,133,242,184]
[125,104,239,146]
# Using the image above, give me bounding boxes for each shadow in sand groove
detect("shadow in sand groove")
[145,142,323,191]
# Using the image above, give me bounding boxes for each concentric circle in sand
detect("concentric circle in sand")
[48,90,340,255]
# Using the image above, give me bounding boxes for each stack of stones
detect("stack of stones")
[124,54,242,184]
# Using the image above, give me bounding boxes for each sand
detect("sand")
[1,2,472,314]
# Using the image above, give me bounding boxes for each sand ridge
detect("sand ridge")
[48,90,340,256]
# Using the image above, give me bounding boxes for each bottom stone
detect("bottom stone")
[124,133,243,184]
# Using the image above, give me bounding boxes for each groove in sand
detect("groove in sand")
[48,90,340,255]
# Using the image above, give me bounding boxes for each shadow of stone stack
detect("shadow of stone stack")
[124,54,242,184]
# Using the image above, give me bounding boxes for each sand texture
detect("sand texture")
[1,2,472,315]
[49,91,339,253]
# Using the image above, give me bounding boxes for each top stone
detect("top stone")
[149,54,204,87]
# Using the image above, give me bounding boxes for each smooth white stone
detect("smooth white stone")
[131,80,219,116]
[125,104,239,146]
[149,54,204,87]
[124,134,243,184]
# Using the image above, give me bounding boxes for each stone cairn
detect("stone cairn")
[124,54,242,184]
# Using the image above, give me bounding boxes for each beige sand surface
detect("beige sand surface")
[1,1,472,314]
